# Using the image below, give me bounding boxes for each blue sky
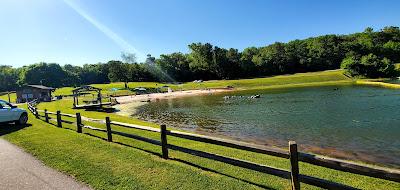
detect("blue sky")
[1,0,399,67]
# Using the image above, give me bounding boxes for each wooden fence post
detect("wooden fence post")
[106,117,112,142]
[45,109,49,123]
[57,111,62,128]
[34,108,39,118]
[161,124,169,159]
[289,141,300,190]
[76,113,82,133]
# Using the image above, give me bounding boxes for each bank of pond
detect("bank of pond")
[124,85,400,168]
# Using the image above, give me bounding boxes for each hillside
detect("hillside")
[52,69,350,96]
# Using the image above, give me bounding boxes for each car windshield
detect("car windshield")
[0,100,13,109]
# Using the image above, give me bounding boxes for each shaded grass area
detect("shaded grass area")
[1,103,399,189]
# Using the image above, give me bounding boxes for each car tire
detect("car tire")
[16,113,28,125]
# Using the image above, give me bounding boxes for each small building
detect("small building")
[16,85,55,103]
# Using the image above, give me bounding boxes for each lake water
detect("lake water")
[133,86,400,167]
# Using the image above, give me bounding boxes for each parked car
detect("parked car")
[0,100,28,125]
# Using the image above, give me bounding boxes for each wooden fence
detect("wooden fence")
[26,102,400,190]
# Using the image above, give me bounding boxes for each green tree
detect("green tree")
[240,47,259,77]
[188,43,214,79]
[156,53,192,81]
[0,66,19,92]
[341,54,397,78]
[383,41,400,62]
[19,63,68,88]
[107,60,130,88]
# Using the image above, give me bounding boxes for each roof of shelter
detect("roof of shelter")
[26,85,55,90]
[72,85,102,93]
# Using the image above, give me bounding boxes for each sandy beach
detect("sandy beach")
[115,88,233,104]
[113,88,233,116]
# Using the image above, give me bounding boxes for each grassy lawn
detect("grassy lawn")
[0,92,17,103]
[53,69,352,96]
[1,69,399,189]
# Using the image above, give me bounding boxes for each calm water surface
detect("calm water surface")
[133,86,400,167]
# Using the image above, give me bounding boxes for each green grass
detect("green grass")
[0,92,17,103]
[1,69,399,189]
[53,70,352,96]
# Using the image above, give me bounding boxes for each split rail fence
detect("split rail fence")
[27,101,400,190]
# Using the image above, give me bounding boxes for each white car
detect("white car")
[0,100,28,125]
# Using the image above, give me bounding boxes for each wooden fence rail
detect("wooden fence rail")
[25,103,400,189]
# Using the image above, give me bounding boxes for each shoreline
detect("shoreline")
[112,80,400,116]
[115,88,234,104]
[113,88,234,116]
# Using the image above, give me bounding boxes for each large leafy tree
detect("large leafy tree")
[80,63,110,85]
[240,47,259,77]
[341,54,397,78]
[0,66,19,92]
[19,63,68,88]
[107,60,130,88]
[156,53,192,82]
[188,43,214,80]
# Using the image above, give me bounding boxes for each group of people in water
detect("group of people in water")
[223,94,261,100]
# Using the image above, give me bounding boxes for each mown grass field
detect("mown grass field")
[1,69,399,189]
[53,69,352,96]
[0,92,16,103]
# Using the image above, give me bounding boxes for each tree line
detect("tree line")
[1,26,399,92]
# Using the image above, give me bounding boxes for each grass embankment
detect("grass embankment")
[356,80,400,89]
[0,100,399,189]
[53,70,352,96]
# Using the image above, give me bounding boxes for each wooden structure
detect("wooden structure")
[16,85,55,103]
[72,85,108,109]
[27,104,400,189]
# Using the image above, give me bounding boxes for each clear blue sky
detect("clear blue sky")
[1,0,399,67]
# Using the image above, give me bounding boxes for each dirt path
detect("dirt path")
[0,138,91,190]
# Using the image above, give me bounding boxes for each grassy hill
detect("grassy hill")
[52,69,351,96]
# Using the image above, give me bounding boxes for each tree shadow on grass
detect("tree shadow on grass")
[0,123,31,136]
[170,158,277,190]
[33,113,277,190]
[83,132,163,157]
[80,131,276,190]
